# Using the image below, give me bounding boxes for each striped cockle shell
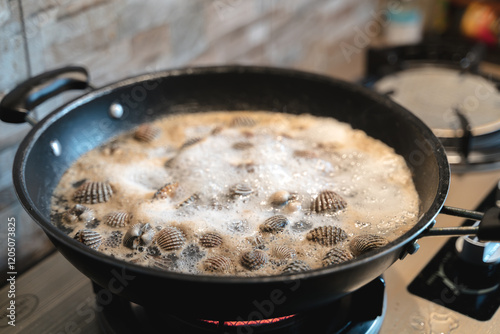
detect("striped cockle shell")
[200,232,223,248]
[155,227,186,251]
[74,229,102,250]
[73,181,113,204]
[151,258,170,270]
[101,140,122,156]
[306,226,348,247]
[64,204,95,224]
[272,245,296,260]
[134,124,161,143]
[293,150,318,159]
[151,254,178,270]
[105,212,132,228]
[123,223,153,249]
[176,193,199,208]
[130,253,149,264]
[232,141,254,150]
[140,226,155,247]
[349,234,388,257]
[203,255,232,273]
[282,260,311,274]
[164,156,177,168]
[260,215,290,233]
[241,250,268,270]
[322,247,354,266]
[211,125,224,135]
[153,182,179,199]
[311,190,347,214]
[229,116,257,127]
[234,161,256,173]
[230,183,253,198]
[180,137,203,149]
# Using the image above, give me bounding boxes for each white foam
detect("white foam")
[52,111,419,276]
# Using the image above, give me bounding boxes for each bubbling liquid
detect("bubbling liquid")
[51,111,419,276]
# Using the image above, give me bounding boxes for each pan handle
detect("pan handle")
[0,66,89,125]
[423,205,500,241]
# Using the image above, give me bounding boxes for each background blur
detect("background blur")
[1,0,497,282]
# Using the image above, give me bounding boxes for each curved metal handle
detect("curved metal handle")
[0,66,89,124]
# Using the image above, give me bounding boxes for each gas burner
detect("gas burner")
[94,277,386,334]
[365,42,500,172]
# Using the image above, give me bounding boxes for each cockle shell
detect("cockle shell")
[272,245,296,260]
[282,260,311,274]
[322,247,353,266]
[101,140,122,156]
[73,181,113,204]
[140,227,155,246]
[349,234,388,257]
[155,227,186,251]
[293,150,318,159]
[151,254,179,270]
[203,255,232,273]
[180,137,203,149]
[123,223,142,249]
[130,253,149,264]
[105,212,132,228]
[230,183,253,197]
[260,215,289,233]
[310,190,347,214]
[241,250,268,270]
[134,124,161,143]
[123,223,154,249]
[153,182,179,199]
[306,226,348,247]
[211,125,224,135]
[164,156,177,168]
[230,116,256,127]
[63,204,95,224]
[232,141,254,150]
[234,162,256,173]
[200,232,223,248]
[74,229,102,250]
[176,193,199,208]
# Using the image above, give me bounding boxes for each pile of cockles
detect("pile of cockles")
[51,111,419,277]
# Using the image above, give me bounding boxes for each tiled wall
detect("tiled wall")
[0,0,376,278]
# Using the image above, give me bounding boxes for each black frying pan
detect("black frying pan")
[2,66,499,319]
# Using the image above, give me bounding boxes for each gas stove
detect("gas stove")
[3,41,500,334]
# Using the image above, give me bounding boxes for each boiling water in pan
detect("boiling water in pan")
[51,111,419,276]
